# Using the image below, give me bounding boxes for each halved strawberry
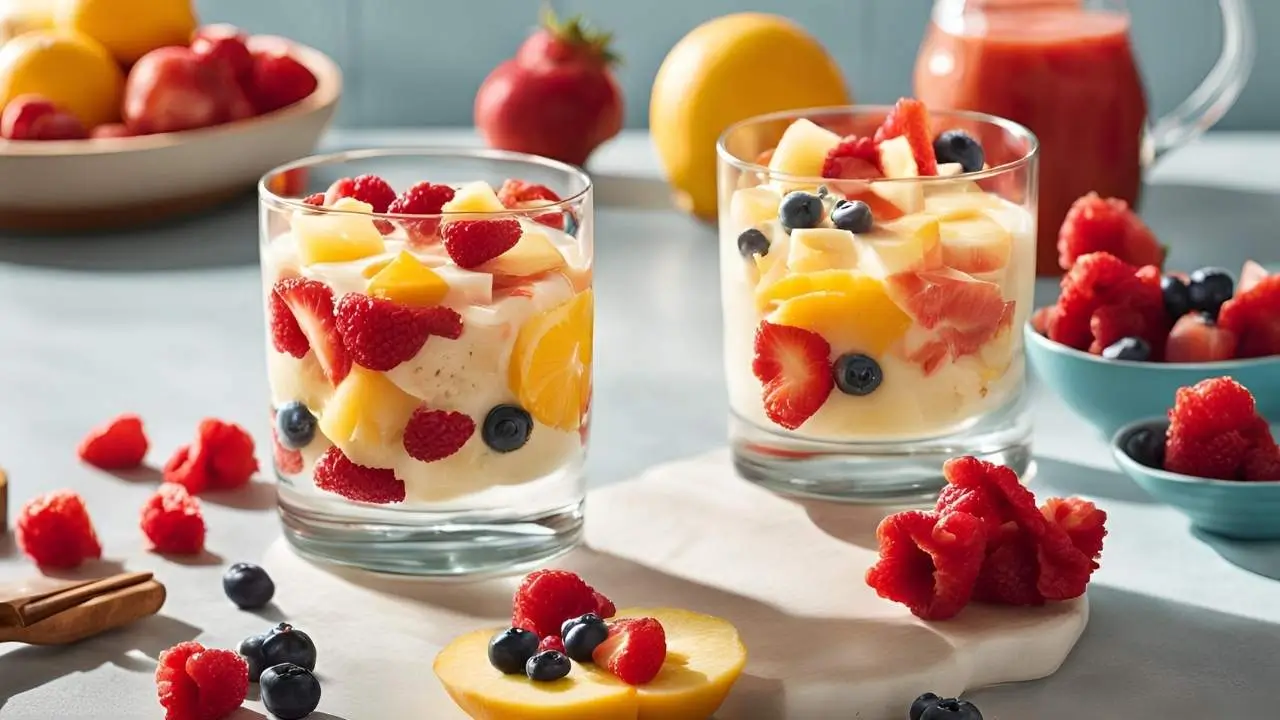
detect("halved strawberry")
[592,617,667,686]
[873,98,938,176]
[442,219,523,269]
[751,321,834,430]
[274,277,351,385]
[1165,312,1238,363]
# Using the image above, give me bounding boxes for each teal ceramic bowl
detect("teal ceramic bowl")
[1024,321,1280,438]
[1112,418,1280,539]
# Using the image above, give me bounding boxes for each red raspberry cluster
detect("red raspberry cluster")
[866,456,1107,621]
[1165,377,1280,482]
[1038,251,1170,358]
[155,641,249,720]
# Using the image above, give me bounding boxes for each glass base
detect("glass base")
[276,481,584,578]
[730,398,1033,504]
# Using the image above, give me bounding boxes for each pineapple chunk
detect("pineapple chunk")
[854,215,943,278]
[442,181,506,214]
[317,367,421,468]
[878,136,919,179]
[480,222,566,277]
[292,197,387,265]
[366,251,450,306]
[768,118,841,179]
[787,228,858,273]
[729,186,782,229]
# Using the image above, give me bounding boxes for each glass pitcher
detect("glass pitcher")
[915,0,1254,276]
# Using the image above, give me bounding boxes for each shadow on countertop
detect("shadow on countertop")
[1192,528,1280,581]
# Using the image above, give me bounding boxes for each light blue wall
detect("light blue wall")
[197,0,1278,130]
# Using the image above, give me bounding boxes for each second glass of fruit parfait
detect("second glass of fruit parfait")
[718,101,1038,502]
[259,149,593,576]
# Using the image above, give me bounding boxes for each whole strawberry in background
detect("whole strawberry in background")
[475,7,623,167]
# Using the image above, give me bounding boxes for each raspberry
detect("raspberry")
[313,446,405,504]
[164,444,211,494]
[537,636,565,654]
[1088,303,1147,354]
[873,98,938,175]
[442,218,523,269]
[1165,429,1252,480]
[199,419,259,490]
[387,181,456,243]
[1243,441,1280,481]
[156,641,248,720]
[1041,497,1107,564]
[1167,376,1261,440]
[1030,306,1052,335]
[1219,275,1280,358]
[822,135,883,180]
[511,569,607,638]
[1057,192,1165,271]
[1047,252,1168,357]
[326,174,396,235]
[592,617,667,685]
[939,456,1047,539]
[140,484,206,555]
[973,525,1043,606]
[77,413,149,469]
[335,294,436,371]
[268,281,310,358]
[272,428,304,474]
[496,179,565,229]
[865,510,987,621]
[402,407,474,462]
[15,490,102,568]
[301,192,325,206]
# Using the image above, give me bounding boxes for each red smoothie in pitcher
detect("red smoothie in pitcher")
[915,5,1148,275]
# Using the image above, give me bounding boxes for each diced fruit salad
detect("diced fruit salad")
[264,175,593,505]
[725,98,1034,438]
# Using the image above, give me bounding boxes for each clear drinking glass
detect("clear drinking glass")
[718,106,1038,502]
[259,149,594,576]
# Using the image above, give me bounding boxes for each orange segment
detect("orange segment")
[767,276,911,355]
[755,269,863,310]
[509,290,594,431]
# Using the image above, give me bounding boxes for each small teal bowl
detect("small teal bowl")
[1112,418,1280,539]
[1024,321,1280,438]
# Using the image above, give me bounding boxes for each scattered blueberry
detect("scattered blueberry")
[261,622,317,672]
[911,692,942,720]
[778,191,824,232]
[1160,275,1192,320]
[921,697,983,720]
[1101,336,1151,362]
[833,353,883,396]
[525,650,572,682]
[1124,427,1165,469]
[562,613,609,662]
[932,130,985,173]
[260,663,322,720]
[238,633,269,682]
[488,627,540,675]
[482,404,534,453]
[831,199,873,234]
[736,227,771,257]
[222,563,275,610]
[275,401,317,450]
[1187,267,1234,318]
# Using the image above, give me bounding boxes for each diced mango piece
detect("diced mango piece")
[729,186,781,230]
[292,197,387,265]
[442,181,506,214]
[768,118,841,179]
[768,275,912,355]
[854,215,942,278]
[365,251,450,306]
[786,228,858,273]
[317,367,421,467]
[481,222,566,277]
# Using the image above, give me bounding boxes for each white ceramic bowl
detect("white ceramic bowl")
[0,37,341,231]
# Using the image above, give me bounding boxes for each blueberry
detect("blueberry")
[261,623,317,672]
[1101,336,1151,362]
[1160,275,1191,320]
[1123,427,1165,469]
[736,227,770,257]
[1187,267,1234,318]
[831,200,873,234]
[911,692,942,720]
[525,650,572,682]
[778,191,823,232]
[921,697,983,720]
[222,563,275,610]
[562,614,609,662]
[482,404,533,453]
[833,354,883,396]
[275,401,316,450]
[560,612,602,638]
[238,633,269,682]
[487,627,540,674]
[933,130,985,173]
[260,663,322,720]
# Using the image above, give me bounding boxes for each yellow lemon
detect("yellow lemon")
[650,13,850,221]
[0,30,123,127]
[508,289,594,431]
[57,0,197,65]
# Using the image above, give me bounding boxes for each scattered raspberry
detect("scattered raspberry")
[1057,193,1165,271]
[1219,275,1280,358]
[1088,303,1148,353]
[15,490,103,568]
[162,420,259,494]
[163,444,211,495]
[1165,312,1238,363]
[511,569,606,638]
[387,181,456,243]
[77,413,149,470]
[1041,497,1108,564]
[272,428,304,475]
[156,641,248,720]
[1243,440,1280,481]
[1044,252,1168,358]
[1164,377,1271,480]
[872,98,938,175]
[496,179,565,229]
[313,447,405,504]
[821,135,883,181]
[335,294,436,371]
[865,509,987,621]
[442,219,523,269]
[402,407,475,462]
[1033,522,1096,602]
[1165,429,1252,481]
[301,192,325,206]
[273,277,350,385]
[752,321,834,431]
[592,590,616,619]
[537,636,565,654]
[973,525,1043,606]
[938,456,1047,539]
[140,484,206,555]
[592,617,667,685]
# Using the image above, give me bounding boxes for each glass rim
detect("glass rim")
[716,104,1040,185]
[258,147,594,218]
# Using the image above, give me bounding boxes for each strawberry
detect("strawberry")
[248,48,319,115]
[402,408,475,462]
[751,321,833,430]
[1219,275,1280,358]
[592,617,667,685]
[873,98,938,176]
[442,219,523,269]
[1165,313,1238,363]
[1057,193,1165,271]
[387,182,456,244]
[822,136,883,181]
[273,277,350,385]
[496,179,565,229]
[77,413,149,470]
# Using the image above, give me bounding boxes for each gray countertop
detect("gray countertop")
[1,130,1278,719]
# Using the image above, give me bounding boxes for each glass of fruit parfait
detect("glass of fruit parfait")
[718,100,1039,502]
[258,149,593,576]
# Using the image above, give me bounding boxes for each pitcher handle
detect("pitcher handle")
[1146,0,1254,164]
